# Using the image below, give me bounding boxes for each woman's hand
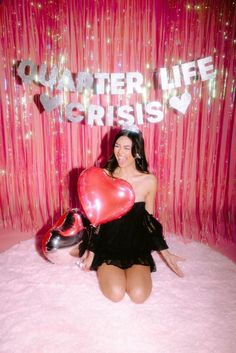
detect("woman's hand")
[159,249,185,277]
[78,250,95,271]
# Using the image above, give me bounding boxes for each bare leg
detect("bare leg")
[126,265,152,304]
[97,263,126,302]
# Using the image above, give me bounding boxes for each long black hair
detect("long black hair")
[105,129,149,175]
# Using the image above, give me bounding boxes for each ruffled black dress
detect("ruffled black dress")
[79,202,168,272]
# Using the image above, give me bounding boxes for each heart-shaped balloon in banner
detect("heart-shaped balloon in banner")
[77,167,135,226]
[40,93,61,112]
[169,92,192,114]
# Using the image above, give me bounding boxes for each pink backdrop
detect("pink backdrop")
[0,0,235,244]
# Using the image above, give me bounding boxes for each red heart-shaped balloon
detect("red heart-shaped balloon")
[41,209,85,264]
[77,167,135,226]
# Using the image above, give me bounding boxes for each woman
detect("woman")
[78,125,185,304]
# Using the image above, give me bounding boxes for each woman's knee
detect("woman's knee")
[104,285,126,302]
[127,286,151,304]
[97,264,126,302]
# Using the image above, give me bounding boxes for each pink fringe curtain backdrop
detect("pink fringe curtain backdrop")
[0,0,235,244]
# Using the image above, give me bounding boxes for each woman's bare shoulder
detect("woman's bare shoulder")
[141,172,157,184]
[137,173,157,194]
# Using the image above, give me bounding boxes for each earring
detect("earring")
[135,153,141,159]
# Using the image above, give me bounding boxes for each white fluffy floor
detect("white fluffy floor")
[0,237,235,353]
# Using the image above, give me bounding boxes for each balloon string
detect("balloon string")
[87,224,100,250]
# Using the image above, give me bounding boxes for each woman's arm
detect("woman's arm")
[145,174,185,277]
[79,250,95,271]
[144,174,157,214]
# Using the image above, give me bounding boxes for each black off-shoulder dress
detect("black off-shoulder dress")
[79,202,168,272]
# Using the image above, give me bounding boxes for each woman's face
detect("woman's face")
[114,135,135,168]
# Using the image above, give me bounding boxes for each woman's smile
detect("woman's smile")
[114,135,135,168]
